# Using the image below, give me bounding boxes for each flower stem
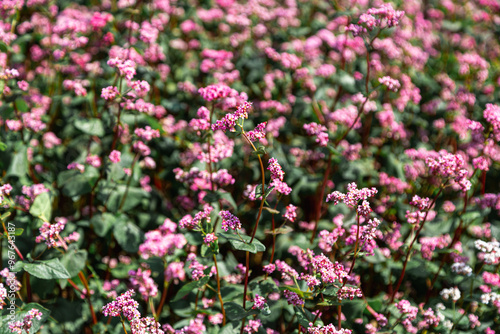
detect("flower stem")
[213,254,226,325]
[389,182,447,303]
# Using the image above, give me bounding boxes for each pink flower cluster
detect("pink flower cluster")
[212,101,252,131]
[8,309,43,334]
[283,289,304,306]
[219,210,241,231]
[303,122,328,147]
[198,83,234,101]
[326,182,378,216]
[138,218,187,259]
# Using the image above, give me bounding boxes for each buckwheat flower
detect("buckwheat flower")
[378,76,401,92]
[0,283,7,309]
[17,80,29,91]
[204,233,217,245]
[361,218,381,241]
[165,262,186,283]
[1,269,21,292]
[440,287,461,302]
[86,154,102,168]
[252,294,266,310]
[140,157,156,169]
[138,219,187,259]
[129,80,151,96]
[451,262,472,276]
[42,132,62,149]
[247,122,267,142]
[209,313,224,325]
[212,101,252,132]
[395,300,418,320]
[130,316,164,334]
[300,274,321,288]
[109,150,121,163]
[307,324,353,334]
[270,179,292,195]
[8,309,43,334]
[102,289,141,321]
[101,86,120,100]
[67,162,85,172]
[6,120,23,131]
[35,217,67,248]
[357,200,372,216]
[468,314,480,329]
[108,58,136,80]
[133,141,151,156]
[473,156,490,171]
[243,319,262,333]
[283,290,304,306]
[284,204,297,222]
[262,263,275,274]
[275,260,298,280]
[135,126,160,141]
[198,83,233,101]
[140,175,152,192]
[219,210,241,231]
[303,122,329,146]
[129,268,158,300]
[410,195,430,210]
[268,158,284,181]
[337,286,363,300]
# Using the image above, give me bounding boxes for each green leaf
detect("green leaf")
[172,276,210,302]
[336,70,356,93]
[8,228,24,236]
[219,323,236,334]
[219,232,266,254]
[74,118,105,137]
[16,258,71,280]
[0,141,7,151]
[91,213,116,237]
[15,98,28,112]
[249,277,279,296]
[29,192,52,221]
[296,306,315,327]
[61,173,92,197]
[113,219,144,253]
[60,247,88,277]
[0,41,8,52]
[104,185,148,212]
[201,243,215,257]
[252,146,267,156]
[6,145,28,177]
[224,302,259,321]
[203,191,237,210]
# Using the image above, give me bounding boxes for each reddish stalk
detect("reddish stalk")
[213,254,226,325]
[389,183,446,304]
[156,280,169,318]
[240,131,267,333]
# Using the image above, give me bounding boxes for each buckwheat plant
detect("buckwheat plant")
[1,0,500,333]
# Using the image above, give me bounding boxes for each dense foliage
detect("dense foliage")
[0,0,500,333]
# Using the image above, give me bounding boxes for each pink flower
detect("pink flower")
[101,86,120,100]
[219,211,241,231]
[204,233,217,245]
[109,150,121,163]
[283,289,303,306]
[86,154,102,168]
[252,294,266,310]
[284,204,297,222]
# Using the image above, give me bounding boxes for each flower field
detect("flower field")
[1,0,500,333]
